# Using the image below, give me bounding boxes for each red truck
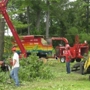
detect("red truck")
[12,35,53,58]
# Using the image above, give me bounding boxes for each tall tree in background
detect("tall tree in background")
[46,0,50,39]
[27,6,30,35]
[85,0,89,33]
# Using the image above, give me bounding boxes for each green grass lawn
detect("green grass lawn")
[0,59,90,90]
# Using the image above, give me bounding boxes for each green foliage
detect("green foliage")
[19,53,54,81]
[0,59,90,89]
[65,27,78,45]
[7,0,90,42]
[79,33,90,44]
[3,36,13,59]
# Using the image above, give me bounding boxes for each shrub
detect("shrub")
[19,53,53,81]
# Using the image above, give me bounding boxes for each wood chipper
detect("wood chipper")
[51,35,89,63]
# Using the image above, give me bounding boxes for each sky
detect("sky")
[4,29,12,36]
[69,0,76,2]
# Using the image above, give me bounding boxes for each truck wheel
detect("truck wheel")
[60,57,65,63]
[80,61,84,75]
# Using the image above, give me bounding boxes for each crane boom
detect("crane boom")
[0,0,27,57]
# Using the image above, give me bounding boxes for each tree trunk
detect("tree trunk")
[86,0,89,33]
[0,18,5,60]
[46,0,50,39]
[27,6,30,35]
[36,10,41,31]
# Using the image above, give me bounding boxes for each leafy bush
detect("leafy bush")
[19,53,54,81]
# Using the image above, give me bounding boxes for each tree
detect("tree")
[7,0,90,45]
[84,0,89,33]
[46,0,50,39]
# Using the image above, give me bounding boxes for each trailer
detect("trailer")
[12,35,53,58]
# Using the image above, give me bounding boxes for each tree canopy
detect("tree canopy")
[5,0,90,45]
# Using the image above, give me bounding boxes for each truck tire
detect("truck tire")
[60,57,65,63]
[80,61,84,75]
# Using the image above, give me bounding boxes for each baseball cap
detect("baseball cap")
[12,47,16,51]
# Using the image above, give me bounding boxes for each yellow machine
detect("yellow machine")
[83,57,90,74]
[72,53,90,80]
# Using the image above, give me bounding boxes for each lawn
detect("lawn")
[0,59,90,90]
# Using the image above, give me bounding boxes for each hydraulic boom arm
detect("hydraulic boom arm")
[0,0,27,57]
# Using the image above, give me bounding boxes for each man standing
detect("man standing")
[10,47,20,86]
[64,46,72,74]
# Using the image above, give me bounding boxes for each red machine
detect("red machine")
[70,35,89,62]
[0,0,27,57]
[52,37,69,62]
[52,36,89,63]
